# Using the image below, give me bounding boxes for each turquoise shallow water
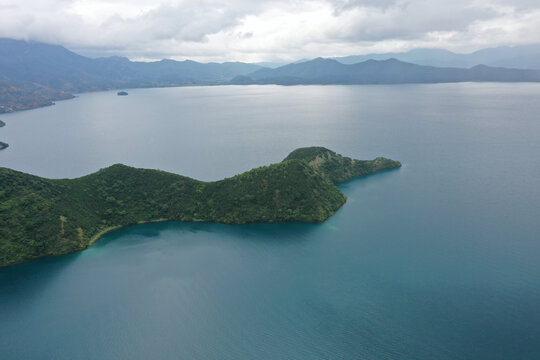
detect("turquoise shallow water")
[1,84,540,359]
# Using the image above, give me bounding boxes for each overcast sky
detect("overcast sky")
[1,0,539,62]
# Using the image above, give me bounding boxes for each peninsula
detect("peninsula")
[0,120,7,150]
[0,147,401,267]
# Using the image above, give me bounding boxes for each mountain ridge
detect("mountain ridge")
[0,38,263,112]
[2,38,540,112]
[232,57,540,85]
[333,44,540,69]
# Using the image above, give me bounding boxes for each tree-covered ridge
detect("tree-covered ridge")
[0,148,400,267]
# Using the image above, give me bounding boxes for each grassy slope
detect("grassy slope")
[284,146,401,183]
[0,147,400,266]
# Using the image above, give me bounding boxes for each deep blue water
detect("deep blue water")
[1,84,540,359]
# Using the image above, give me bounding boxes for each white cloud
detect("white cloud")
[0,0,539,61]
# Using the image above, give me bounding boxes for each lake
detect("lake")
[1,84,539,359]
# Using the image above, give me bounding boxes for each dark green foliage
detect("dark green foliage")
[0,148,400,266]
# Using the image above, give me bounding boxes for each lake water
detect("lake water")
[1,84,540,359]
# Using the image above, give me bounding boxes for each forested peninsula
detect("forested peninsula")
[0,147,401,267]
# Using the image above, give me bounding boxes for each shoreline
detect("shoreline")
[0,215,340,269]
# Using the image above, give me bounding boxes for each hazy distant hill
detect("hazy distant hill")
[334,45,540,69]
[2,38,540,113]
[0,38,263,112]
[0,38,262,91]
[232,58,540,85]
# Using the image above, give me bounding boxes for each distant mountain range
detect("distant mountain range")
[0,38,261,112]
[232,57,540,85]
[1,38,540,113]
[0,38,262,89]
[333,45,540,69]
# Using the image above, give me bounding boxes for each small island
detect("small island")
[0,147,401,267]
[117,91,128,96]
[0,119,5,127]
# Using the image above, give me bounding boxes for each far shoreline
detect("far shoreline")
[4,81,540,116]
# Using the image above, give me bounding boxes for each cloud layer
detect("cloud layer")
[0,0,539,61]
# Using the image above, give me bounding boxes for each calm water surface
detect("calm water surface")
[1,84,539,359]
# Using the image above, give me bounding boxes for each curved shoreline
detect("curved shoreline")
[0,215,343,268]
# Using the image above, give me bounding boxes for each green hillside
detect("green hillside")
[284,146,401,183]
[0,147,400,266]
